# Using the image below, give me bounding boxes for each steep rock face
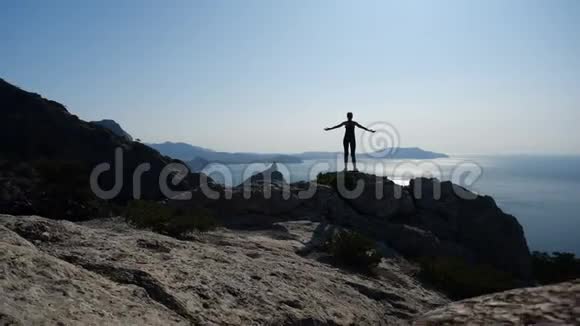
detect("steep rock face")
[0,214,447,325]
[407,178,532,280]
[415,279,580,325]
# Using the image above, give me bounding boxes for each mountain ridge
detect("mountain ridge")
[90,119,133,141]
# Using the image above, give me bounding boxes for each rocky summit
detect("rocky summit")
[172,172,532,281]
[90,119,134,141]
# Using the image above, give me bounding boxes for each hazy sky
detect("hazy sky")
[2,0,579,154]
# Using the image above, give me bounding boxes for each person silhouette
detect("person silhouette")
[324,112,375,171]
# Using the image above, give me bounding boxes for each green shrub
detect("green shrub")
[329,230,382,272]
[532,251,580,285]
[317,172,359,191]
[123,201,218,238]
[316,172,337,187]
[124,200,173,229]
[164,208,219,237]
[418,256,516,299]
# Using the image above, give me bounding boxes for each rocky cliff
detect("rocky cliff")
[171,172,532,282]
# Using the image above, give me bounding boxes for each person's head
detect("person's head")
[347,112,353,120]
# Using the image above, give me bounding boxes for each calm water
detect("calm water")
[203,155,580,254]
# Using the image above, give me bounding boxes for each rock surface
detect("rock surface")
[0,214,447,325]
[414,279,580,325]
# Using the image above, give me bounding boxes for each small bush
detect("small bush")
[123,201,218,238]
[316,172,337,187]
[316,172,359,192]
[164,208,219,237]
[124,200,173,229]
[532,251,580,285]
[418,256,516,299]
[329,230,382,272]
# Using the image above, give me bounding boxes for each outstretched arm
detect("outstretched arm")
[355,122,376,133]
[324,121,345,131]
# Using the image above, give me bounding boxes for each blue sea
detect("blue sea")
[203,155,580,255]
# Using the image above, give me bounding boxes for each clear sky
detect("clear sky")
[2,0,579,154]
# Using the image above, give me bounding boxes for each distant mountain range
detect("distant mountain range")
[84,120,448,165]
[299,148,449,160]
[146,142,303,164]
[147,141,448,167]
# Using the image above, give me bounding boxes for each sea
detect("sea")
[202,155,580,255]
